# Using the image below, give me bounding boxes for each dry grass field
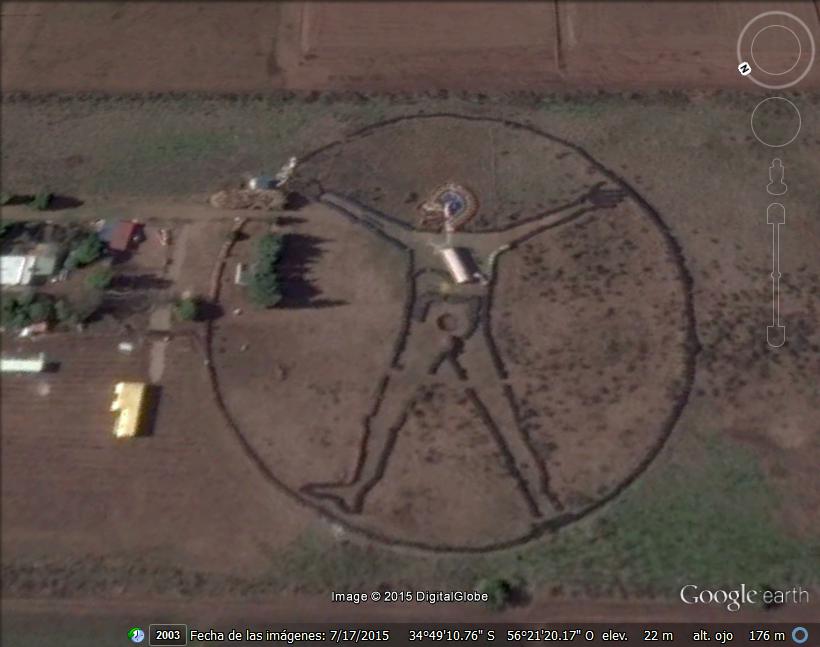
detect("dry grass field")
[2,2,817,93]
[2,92,818,631]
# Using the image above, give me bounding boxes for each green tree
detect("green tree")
[0,294,24,329]
[248,271,282,307]
[477,577,516,611]
[175,296,199,321]
[86,267,114,290]
[0,220,18,238]
[66,233,104,269]
[16,289,36,308]
[27,298,54,324]
[257,233,283,262]
[0,292,54,330]
[0,193,14,206]
[54,299,77,325]
[29,192,53,211]
[246,233,284,308]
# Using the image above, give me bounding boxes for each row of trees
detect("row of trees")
[248,233,284,307]
[0,291,54,330]
[0,290,101,331]
[168,232,287,323]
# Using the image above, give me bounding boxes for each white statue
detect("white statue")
[274,156,299,187]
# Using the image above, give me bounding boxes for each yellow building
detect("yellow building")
[110,382,147,438]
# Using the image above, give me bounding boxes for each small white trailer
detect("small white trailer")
[438,247,475,285]
[1,353,46,373]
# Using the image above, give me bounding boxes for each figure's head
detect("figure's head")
[417,182,478,232]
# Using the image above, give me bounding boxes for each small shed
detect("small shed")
[1,353,46,373]
[100,221,142,253]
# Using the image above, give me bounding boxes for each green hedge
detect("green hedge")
[65,233,104,269]
[248,233,284,308]
[0,291,54,331]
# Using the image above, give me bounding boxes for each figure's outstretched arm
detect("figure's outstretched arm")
[321,192,413,247]
[498,183,628,247]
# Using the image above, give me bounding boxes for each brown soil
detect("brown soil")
[437,314,458,332]
[0,1,285,93]
[3,2,817,94]
[209,188,286,211]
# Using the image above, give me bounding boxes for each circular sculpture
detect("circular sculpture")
[209,114,698,552]
[419,182,479,231]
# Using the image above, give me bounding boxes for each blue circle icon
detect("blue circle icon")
[791,626,808,645]
[128,627,145,644]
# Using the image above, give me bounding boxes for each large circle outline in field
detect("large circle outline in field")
[737,11,815,90]
[207,113,700,553]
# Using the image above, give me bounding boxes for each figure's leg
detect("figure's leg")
[461,336,562,518]
[302,367,424,514]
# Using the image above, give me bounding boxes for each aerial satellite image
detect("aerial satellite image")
[0,1,818,645]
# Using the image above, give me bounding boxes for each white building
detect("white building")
[438,247,476,285]
[1,353,46,373]
[0,255,36,286]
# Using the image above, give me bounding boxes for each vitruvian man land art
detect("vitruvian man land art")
[210,115,698,552]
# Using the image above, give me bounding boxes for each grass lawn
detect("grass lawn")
[272,425,819,600]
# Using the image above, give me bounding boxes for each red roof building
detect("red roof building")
[108,221,141,252]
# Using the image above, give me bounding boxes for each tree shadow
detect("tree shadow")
[48,195,84,210]
[88,294,152,322]
[110,274,173,291]
[4,194,33,206]
[278,233,346,309]
[277,215,307,227]
[109,249,135,265]
[139,385,162,437]
[507,583,532,608]
[3,194,84,210]
[197,300,224,322]
[284,192,311,211]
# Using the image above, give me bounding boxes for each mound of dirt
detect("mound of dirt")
[209,189,286,211]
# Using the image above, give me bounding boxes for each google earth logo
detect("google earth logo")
[128,627,145,643]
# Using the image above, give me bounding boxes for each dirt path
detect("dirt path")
[0,199,244,223]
